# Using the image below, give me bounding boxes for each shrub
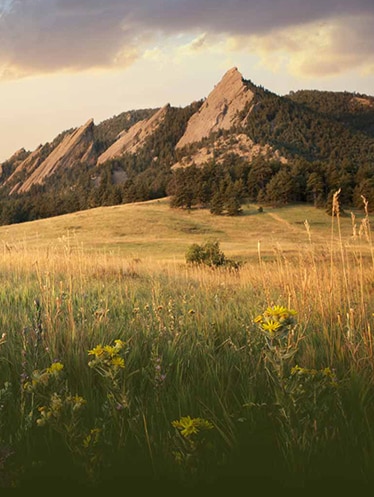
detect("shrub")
[185,241,240,269]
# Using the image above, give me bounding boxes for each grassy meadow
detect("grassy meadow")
[0,196,374,491]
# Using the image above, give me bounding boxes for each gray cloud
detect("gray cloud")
[0,0,373,77]
[142,0,374,35]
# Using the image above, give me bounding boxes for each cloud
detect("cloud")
[0,0,373,79]
[236,15,374,78]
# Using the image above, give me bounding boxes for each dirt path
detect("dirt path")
[267,212,305,234]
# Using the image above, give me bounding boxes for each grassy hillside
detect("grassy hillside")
[0,197,370,262]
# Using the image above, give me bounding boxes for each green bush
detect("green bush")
[185,241,240,269]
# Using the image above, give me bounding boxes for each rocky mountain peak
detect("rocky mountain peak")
[176,67,254,149]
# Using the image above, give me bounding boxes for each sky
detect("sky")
[1,0,374,162]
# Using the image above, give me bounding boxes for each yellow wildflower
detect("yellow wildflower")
[46,362,64,375]
[291,365,304,375]
[265,305,297,318]
[172,416,214,438]
[104,345,116,356]
[88,345,104,357]
[111,356,125,369]
[114,339,125,350]
[261,320,281,334]
[67,395,87,411]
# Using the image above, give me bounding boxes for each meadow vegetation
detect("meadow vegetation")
[0,194,373,490]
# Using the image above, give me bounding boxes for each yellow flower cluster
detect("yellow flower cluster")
[172,416,214,438]
[88,339,126,371]
[36,393,86,426]
[254,305,297,337]
[24,362,65,391]
[46,362,64,375]
[291,365,335,378]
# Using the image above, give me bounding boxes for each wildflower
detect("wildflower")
[36,406,51,426]
[67,395,86,411]
[254,305,297,338]
[291,365,305,375]
[88,345,104,357]
[104,345,116,356]
[261,320,281,334]
[172,416,214,438]
[49,393,63,414]
[111,356,125,369]
[46,362,64,375]
[114,339,125,350]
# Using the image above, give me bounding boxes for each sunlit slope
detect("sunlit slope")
[0,198,368,261]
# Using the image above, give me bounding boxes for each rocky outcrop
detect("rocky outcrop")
[15,119,96,194]
[5,146,44,192]
[172,134,287,169]
[97,105,169,165]
[176,67,254,149]
[352,96,374,108]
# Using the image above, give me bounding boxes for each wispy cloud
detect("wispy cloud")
[0,0,373,79]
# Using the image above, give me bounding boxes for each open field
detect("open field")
[0,197,372,261]
[0,198,374,491]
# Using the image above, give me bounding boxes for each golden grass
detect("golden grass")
[0,196,374,487]
[0,197,371,264]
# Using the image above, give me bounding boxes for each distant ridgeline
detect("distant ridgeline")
[1,67,374,225]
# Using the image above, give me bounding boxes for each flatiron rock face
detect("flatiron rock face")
[176,67,254,149]
[97,104,169,165]
[16,119,96,194]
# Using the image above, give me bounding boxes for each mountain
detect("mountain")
[176,67,255,148]
[1,67,374,225]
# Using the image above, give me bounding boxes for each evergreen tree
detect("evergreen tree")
[306,172,325,207]
[265,168,296,206]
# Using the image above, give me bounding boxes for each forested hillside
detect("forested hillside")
[170,83,374,212]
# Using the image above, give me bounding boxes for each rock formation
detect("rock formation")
[14,119,96,194]
[176,67,254,149]
[172,134,287,170]
[97,105,169,165]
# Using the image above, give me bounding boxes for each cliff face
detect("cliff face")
[176,67,254,149]
[97,105,169,165]
[13,119,96,194]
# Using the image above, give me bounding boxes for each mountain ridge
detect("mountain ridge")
[0,67,374,224]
